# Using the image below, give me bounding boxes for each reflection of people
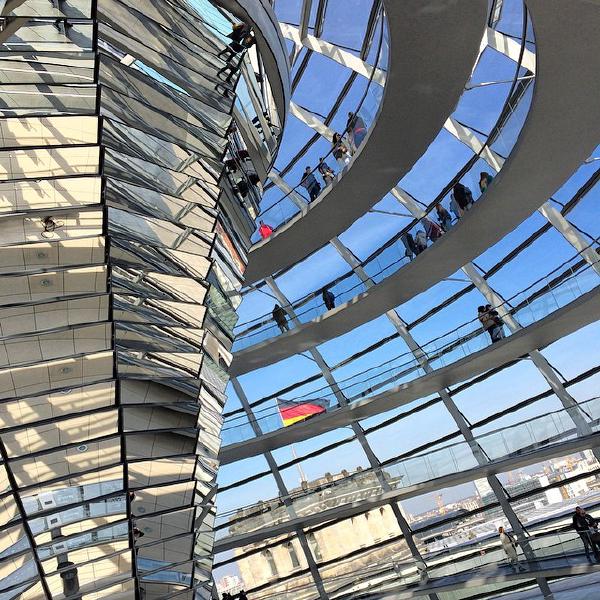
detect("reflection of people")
[322,288,335,310]
[258,220,273,240]
[217,23,255,84]
[218,22,251,62]
[238,591,248,600]
[498,526,526,572]
[347,111,368,149]
[415,560,429,583]
[272,304,289,333]
[573,506,600,562]
[478,305,505,343]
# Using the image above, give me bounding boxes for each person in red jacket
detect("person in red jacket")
[258,220,273,239]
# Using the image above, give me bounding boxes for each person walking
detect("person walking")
[451,182,473,216]
[258,220,273,240]
[478,304,505,343]
[332,133,351,168]
[322,288,335,311]
[272,304,289,333]
[435,203,452,232]
[424,217,443,242]
[414,230,428,254]
[572,506,600,562]
[317,157,335,186]
[300,166,321,201]
[498,527,526,572]
[479,171,494,193]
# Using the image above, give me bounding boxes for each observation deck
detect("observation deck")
[231,0,600,376]
[242,0,487,284]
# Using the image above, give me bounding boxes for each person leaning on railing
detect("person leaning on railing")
[317,157,335,186]
[572,506,600,562]
[478,304,505,344]
[300,166,322,201]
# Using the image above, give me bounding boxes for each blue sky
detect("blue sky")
[213,0,600,577]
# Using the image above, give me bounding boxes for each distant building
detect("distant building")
[230,468,412,598]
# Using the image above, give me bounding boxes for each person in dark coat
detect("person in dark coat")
[300,166,321,201]
[479,171,494,193]
[401,232,417,259]
[272,304,289,333]
[451,182,473,216]
[478,304,505,343]
[573,506,600,562]
[322,288,335,311]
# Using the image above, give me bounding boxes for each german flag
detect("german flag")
[278,398,328,427]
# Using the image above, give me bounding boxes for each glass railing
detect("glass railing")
[223,249,600,443]
[250,7,389,240]
[233,29,535,351]
[232,132,531,354]
[215,396,600,540]
[317,530,596,600]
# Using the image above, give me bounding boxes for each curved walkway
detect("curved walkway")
[242,0,487,284]
[222,286,600,464]
[232,0,600,375]
[368,556,600,600]
[215,409,600,551]
[214,0,290,128]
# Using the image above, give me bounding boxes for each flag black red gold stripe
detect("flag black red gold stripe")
[278,399,327,427]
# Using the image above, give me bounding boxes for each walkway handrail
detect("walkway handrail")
[251,6,388,230]
[216,396,600,530]
[222,238,599,429]
[233,12,533,330]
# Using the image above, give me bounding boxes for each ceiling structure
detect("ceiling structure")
[214,0,600,598]
[0,0,599,600]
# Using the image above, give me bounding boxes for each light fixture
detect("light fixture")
[77,444,88,453]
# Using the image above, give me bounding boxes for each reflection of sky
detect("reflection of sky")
[214,0,600,580]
